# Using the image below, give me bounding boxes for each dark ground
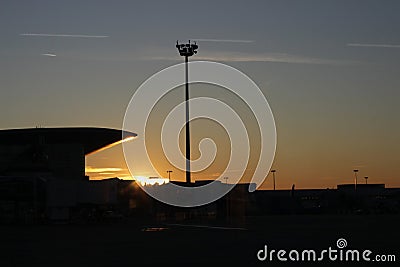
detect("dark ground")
[1,215,399,267]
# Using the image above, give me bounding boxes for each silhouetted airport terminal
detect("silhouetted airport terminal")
[0,127,399,224]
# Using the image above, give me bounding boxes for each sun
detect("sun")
[134,176,169,186]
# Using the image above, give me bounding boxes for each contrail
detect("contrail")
[41,53,57,57]
[20,33,109,38]
[347,43,400,48]
[191,38,254,43]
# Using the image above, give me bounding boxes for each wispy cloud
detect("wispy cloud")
[85,166,123,173]
[190,38,254,43]
[149,51,352,65]
[20,33,109,38]
[347,43,400,48]
[85,166,128,180]
[41,53,56,57]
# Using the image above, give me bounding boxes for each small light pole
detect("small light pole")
[176,40,198,185]
[271,170,276,190]
[364,176,368,185]
[167,170,173,181]
[353,169,359,191]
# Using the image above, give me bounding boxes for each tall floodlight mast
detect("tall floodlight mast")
[176,40,198,184]
[353,169,359,191]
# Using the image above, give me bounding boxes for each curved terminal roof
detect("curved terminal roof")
[0,127,137,155]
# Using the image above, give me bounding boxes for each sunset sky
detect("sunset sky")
[1,0,400,189]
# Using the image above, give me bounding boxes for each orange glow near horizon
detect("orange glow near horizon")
[85,133,400,189]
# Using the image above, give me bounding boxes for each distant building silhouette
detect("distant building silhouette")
[0,127,136,223]
[0,127,399,224]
